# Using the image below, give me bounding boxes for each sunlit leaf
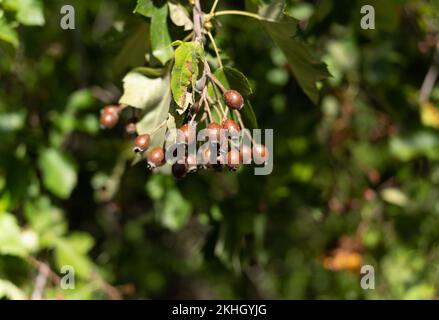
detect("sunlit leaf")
[168,2,193,31]
[136,71,172,147]
[119,71,166,110]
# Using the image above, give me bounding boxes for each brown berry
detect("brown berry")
[253,144,268,164]
[102,105,120,115]
[100,111,119,129]
[177,123,196,144]
[222,119,240,139]
[198,146,218,166]
[207,122,222,142]
[146,147,165,168]
[172,163,188,179]
[223,90,244,110]
[226,149,241,171]
[134,134,151,152]
[186,153,198,173]
[240,144,253,164]
[126,122,137,135]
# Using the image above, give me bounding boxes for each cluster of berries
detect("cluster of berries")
[101,89,268,179]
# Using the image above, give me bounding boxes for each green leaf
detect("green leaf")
[160,189,192,231]
[66,89,95,112]
[213,67,253,96]
[134,0,173,65]
[38,148,77,199]
[0,213,28,257]
[112,22,150,76]
[170,41,203,111]
[24,197,67,245]
[168,1,193,31]
[134,0,155,16]
[211,67,258,129]
[54,233,94,279]
[4,0,45,26]
[119,71,167,110]
[136,71,172,147]
[0,16,18,48]
[259,13,330,104]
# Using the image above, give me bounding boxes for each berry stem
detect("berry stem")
[213,10,262,20]
[118,103,128,112]
[182,31,194,42]
[235,110,256,144]
[201,89,213,123]
[209,76,228,118]
[208,74,227,93]
[207,31,223,69]
[209,0,220,15]
[212,103,223,122]
[150,118,168,135]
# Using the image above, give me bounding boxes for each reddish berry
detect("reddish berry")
[102,105,120,115]
[134,134,151,152]
[199,146,217,166]
[207,122,222,142]
[226,149,241,171]
[223,90,244,110]
[177,123,196,144]
[186,153,198,173]
[126,122,137,135]
[240,144,253,164]
[172,163,188,179]
[222,119,240,136]
[253,144,268,164]
[146,147,165,168]
[100,111,119,129]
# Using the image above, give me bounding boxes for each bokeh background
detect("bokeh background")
[1,0,439,299]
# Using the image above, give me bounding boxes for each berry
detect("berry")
[177,123,196,144]
[102,105,120,115]
[186,153,198,173]
[172,163,188,179]
[253,144,268,164]
[134,134,151,152]
[146,147,165,168]
[125,122,137,135]
[100,111,119,129]
[223,90,244,110]
[199,146,218,166]
[240,144,253,164]
[226,149,241,171]
[207,122,222,142]
[222,119,240,136]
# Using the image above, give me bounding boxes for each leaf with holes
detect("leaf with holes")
[171,41,203,113]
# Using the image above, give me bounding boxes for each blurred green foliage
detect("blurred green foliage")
[1,0,439,300]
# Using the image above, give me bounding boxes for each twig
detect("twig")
[28,256,61,285]
[31,262,50,300]
[419,44,439,104]
[193,0,203,41]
